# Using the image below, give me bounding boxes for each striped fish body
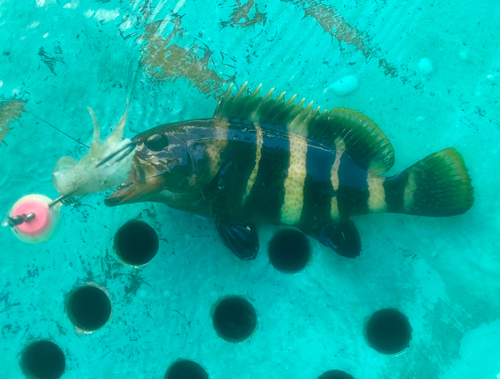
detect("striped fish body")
[106,83,474,260]
[202,120,380,227]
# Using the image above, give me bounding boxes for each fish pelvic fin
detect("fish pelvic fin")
[384,148,474,216]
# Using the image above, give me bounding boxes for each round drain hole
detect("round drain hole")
[114,220,159,266]
[165,359,208,379]
[20,340,65,379]
[211,296,257,343]
[67,285,112,332]
[268,229,311,273]
[318,369,354,379]
[364,308,412,354]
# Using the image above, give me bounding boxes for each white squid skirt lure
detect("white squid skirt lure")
[52,101,135,198]
[3,102,135,243]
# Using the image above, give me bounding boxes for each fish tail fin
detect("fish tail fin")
[384,148,474,216]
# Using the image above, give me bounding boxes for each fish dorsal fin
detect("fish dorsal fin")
[214,82,395,174]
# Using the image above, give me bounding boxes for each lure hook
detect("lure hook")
[96,141,137,168]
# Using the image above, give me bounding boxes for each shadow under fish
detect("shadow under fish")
[104,83,474,260]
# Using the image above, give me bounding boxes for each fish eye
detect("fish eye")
[145,134,169,151]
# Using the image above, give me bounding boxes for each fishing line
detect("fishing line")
[27,111,90,149]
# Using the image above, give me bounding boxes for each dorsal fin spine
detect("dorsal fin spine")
[263,91,286,124]
[222,83,234,103]
[292,98,306,118]
[272,94,296,124]
[288,99,308,131]
[275,92,286,103]
[234,82,248,101]
[290,101,316,134]
[215,83,234,118]
[241,84,262,118]
[250,84,262,99]
[250,87,275,122]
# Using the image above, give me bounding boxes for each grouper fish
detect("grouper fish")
[104,83,474,260]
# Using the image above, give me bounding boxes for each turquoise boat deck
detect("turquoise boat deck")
[0,1,499,378]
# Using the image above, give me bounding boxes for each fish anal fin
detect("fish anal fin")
[303,221,361,258]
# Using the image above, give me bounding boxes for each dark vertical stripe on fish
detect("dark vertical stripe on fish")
[211,124,259,221]
[244,127,290,223]
[383,171,409,213]
[336,153,370,216]
[300,143,336,226]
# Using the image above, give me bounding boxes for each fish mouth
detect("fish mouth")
[104,164,163,207]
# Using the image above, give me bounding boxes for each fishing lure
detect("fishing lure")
[52,101,136,198]
[3,102,136,243]
[101,83,474,260]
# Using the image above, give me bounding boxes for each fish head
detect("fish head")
[105,123,209,207]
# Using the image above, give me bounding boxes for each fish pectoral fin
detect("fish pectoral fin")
[305,221,361,258]
[215,221,259,261]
